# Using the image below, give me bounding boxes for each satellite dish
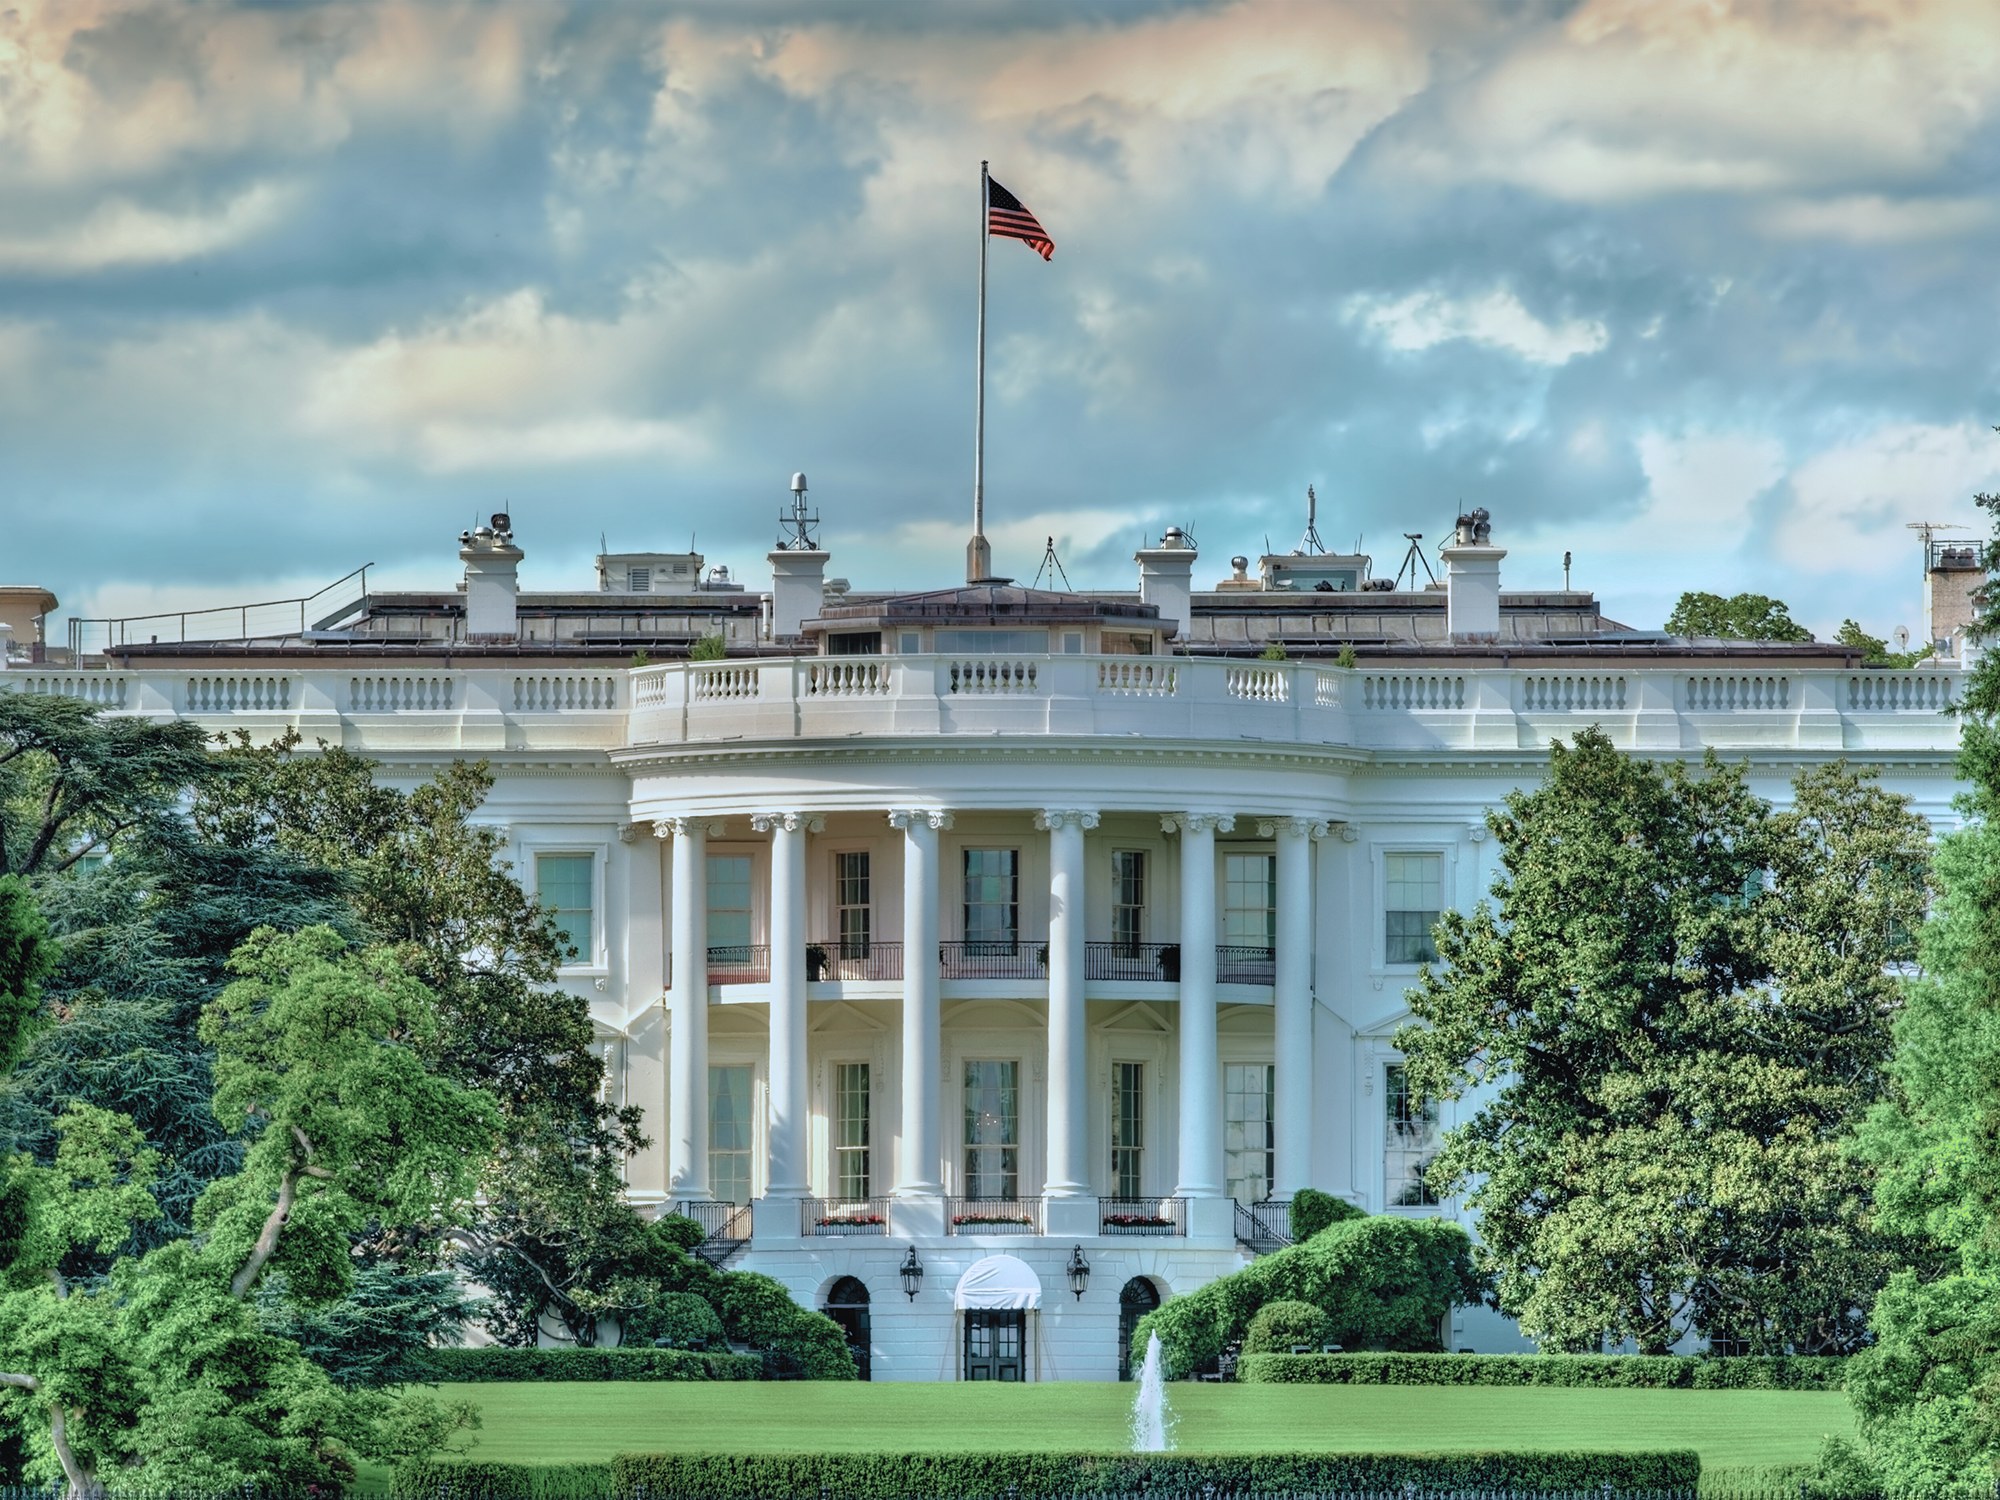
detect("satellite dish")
[1894,625,1910,650]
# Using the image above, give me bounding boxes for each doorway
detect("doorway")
[963,1310,1026,1381]
[1118,1277,1162,1381]
[822,1276,871,1381]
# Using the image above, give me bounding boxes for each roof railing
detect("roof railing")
[69,564,373,658]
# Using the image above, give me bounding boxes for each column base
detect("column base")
[1184,1196,1237,1241]
[752,1193,807,1244]
[1043,1195,1099,1238]
[889,1194,947,1240]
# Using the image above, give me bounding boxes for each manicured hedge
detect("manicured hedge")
[392,1459,615,1499]
[420,1346,761,1382]
[608,1449,1701,1498]
[1237,1351,1847,1390]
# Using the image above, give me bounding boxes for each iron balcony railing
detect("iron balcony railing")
[938,940,1048,980]
[1216,944,1277,984]
[669,1199,753,1266]
[802,1196,890,1236]
[1235,1197,1294,1253]
[706,945,769,985]
[946,1196,1045,1235]
[1098,1195,1188,1236]
[808,940,903,982]
[1083,942,1179,982]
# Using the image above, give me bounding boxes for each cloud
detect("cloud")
[1343,288,1609,366]
[0,183,296,273]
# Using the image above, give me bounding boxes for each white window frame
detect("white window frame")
[1370,842,1456,972]
[528,843,608,974]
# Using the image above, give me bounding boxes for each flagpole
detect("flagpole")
[969,159,992,584]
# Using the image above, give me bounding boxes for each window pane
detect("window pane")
[1112,852,1146,953]
[935,630,1050,655]
[1384,853,1442,964]
[1385,1063,1441,1206]
[537,854,593,962]
[836,852,872,957]
[1112,1061,1144,1198]
[707,854,754,958]
[709,1065,754,1206]
[1223,853,1276,949]
[963,849,1019,950]
[963,1060,1020,1200]
[1224,1062,1275,1203]
[835,1062,871,1200]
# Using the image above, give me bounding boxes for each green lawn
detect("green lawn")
[368,1381,1852,1485]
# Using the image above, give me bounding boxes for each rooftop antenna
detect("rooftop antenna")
[1394,532,1438,590]
[1563,550,1572,590]
[1295,484,1327,555]
[599,530,608,557]
[777,471,821,550]
[1907,520,1970,577]
[1179,522,1200,551]
[1032,535,1071,590]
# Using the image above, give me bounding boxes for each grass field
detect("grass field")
[364,1381,1853,1487]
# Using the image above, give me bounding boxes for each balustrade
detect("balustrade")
[1521,674,1627,712]
[1685,674,1790,711]
[188,675,293,712]
[1848,672,1955,712]
[512,673,618,711]
[946,1197,1044,1235]
[807,659,891,697]
[948,658,1038,694]
[350,675,452,712]
[1359,673,1465,710]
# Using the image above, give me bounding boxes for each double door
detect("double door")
[963,1310,1026,1381]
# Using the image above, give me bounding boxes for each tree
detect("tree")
[1834,618,1929,669]
[1396,730,1928,1355]
[1664,591,1813,642]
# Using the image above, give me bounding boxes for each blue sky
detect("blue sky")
[5,0,1999,642]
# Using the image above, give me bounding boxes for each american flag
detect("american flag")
[987,176,1054,260]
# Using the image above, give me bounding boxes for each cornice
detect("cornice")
[612,736,1374,775]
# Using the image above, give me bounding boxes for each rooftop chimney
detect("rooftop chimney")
[1925,539,1983,660]
[1136,527,1197,640]
[1440,508,1503,643]
[459,513,524,641]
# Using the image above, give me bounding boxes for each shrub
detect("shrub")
[652,1213,707,1253]
[1243,1299,1335,1355]
[689,633,727,661]
[393,1459,615,1499]
[421,1346,758,1382]
[1235,1351,1848,1390]
[715,1270,857,1380]
[1289,1187,1364,1241]
[626,1290,724,1350]
[611,1449,1698,1498]
[1133,1213,1482,1379]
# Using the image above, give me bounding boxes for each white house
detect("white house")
[11,495,1973,1381]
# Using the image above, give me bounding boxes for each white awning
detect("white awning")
[953,1253,1043,1311]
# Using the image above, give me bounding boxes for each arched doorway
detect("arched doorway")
[1118,1276,1163,1381]
[822,1276,871,1381]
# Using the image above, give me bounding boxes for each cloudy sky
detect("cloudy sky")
[5,0,2000,642]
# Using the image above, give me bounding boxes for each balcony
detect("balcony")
[1234,1198,1293,1255]
[939,940,1046,981]
[707,944,769,985]
[802,1196,890,1237]
[670,1200,754,1267]
[810,941,903,982]
[1084,942,1178,982]
[705,940,1279,991]
[946,1196,1045,1235]
[1098,1196,1188,1236]
[1216,944,1276,985]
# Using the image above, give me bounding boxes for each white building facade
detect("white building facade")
[9,508,1973,1381]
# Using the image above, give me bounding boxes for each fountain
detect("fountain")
[1130,1332,1174,1452]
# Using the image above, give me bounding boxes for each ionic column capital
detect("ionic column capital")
[1161,812,1235,836]
[653,816,726,840]
[1256,816,1332,840]
[1034,809,1101,832]
[752,812,827,834]
[889,808,955,831]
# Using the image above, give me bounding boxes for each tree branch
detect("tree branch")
[0,1378,92,1500]
[230,1167,299,1301]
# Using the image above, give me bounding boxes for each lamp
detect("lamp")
[899,1246,924,1301]
[1066,1243,1090,1300]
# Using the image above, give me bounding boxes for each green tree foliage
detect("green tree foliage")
[1131,1214,1480,1379]
[1834,618,1929,669]
[258,1262,484,1388]
[1664,591,1813,642]
[0,923,491,1495]
[1289,1187,1364,1241]
[192,737,644,1337]
[1242,1299,1334,1355]
[1397,730,1929,1355]
[1839,483,2000,1495]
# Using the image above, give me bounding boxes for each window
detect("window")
[537,853,594,964]
[628,566,651,592]
[1111,1062,1144,1197]
[962,1060,1019,1199]
[1224,1062,1275,1203]
[1112,851,1146,954]
[828,632,881,655]
[836,852,871,958]
[1384,853,1443,965]
[1224,852,1276,953]
[709,1064,754,1205]
[1385,1064,1440,1206]
[834,1062,871,1200]
[707,854,754,963]
[963,849,1019,953]
[934,629,1050,655]
[898,631,922,654]
[1060,631,1084,654]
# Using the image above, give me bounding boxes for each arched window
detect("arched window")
[823,1276,872,1381]
[1117,1276,1163,1382]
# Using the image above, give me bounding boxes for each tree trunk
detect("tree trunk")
[230,1166,300,1300]
[0,1374,94,1500]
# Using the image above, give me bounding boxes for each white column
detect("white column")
[662,816,715,1200]
[890,809,951,1197]
[1037,809,1098,1198]
[1265,816,1326,1196]
[1166,812,1232,1198]
[757,811,820,1199]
